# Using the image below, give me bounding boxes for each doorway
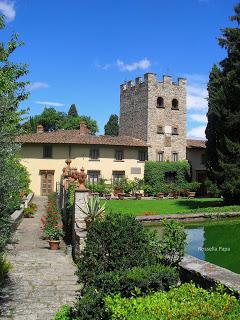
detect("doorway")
[40,170,54,196]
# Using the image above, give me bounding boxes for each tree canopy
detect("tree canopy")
[104,114,119,136]
[22,106,99,135]
[206,3,240,204]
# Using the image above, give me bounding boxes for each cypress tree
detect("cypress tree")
[68,104,78,117]
[104,114,119,136]
[206,3,240,204]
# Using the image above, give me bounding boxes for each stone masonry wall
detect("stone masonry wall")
[119,73,187,161]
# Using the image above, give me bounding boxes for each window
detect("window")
[157,151,164,162]
[115,150,124,161]
[87,170,100,184]
[112,171,125,182]
[165,171,176,183]
[201,153,206,165]
[43,145,52,158]
[157,97,164,108]
[172,99,179,110]
[172,152,178,162]
[90,148,99,160]
[157,126,164,134]
[138,150,148,162]
[172,127,179,135]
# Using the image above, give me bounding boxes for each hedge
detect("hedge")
[105,282,240,320]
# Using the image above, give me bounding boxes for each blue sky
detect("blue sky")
[0,0,237,138]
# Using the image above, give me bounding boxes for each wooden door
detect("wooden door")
[40,171,54,195]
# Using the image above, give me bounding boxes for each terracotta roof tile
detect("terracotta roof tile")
[187,139,206,149]
[16,130,149,147]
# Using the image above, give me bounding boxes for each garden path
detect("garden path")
[0,196,78,320]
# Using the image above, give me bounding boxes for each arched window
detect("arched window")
[172,99,179,109]
[157,97,164,108]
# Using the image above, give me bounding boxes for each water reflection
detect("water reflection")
[148,219,240,274]
[185,219,240,274]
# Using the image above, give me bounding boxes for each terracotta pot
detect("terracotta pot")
[118,193,125,200]
[48,240,60,250]
[105,194,112,200]
[156,192,164,200]
[135,193,142,200]
[187,191,196,199]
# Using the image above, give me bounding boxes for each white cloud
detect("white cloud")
[27,82,49,91]
[189,113,207,123]
[185,74,208,111]
[35,101,64,107]
[0,0,16,22]
[188,125,206,139]
[116,58,151,72]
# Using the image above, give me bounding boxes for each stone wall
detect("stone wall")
[119,73,187,161]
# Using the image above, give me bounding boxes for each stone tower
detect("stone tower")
[119,73,187,161]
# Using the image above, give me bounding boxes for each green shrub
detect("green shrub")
[76,213,158,287]
[23,207,35,218]
[105,282,240,320]
[93,264,179,297]
[0,254,12,284]
[53,305,78,320]
[29,202,37,212]
[144,161,192,195]
[158,219,187,266]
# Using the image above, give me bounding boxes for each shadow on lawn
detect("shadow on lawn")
[175,199,223,210]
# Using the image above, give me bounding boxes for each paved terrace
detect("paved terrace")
[0,196,78,320]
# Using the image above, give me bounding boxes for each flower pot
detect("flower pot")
[118,193,125,200]
[48,240,60,250]
[105,194,112,200]
[187,191,196,199]
[135,193,142,200]
[156,192,164,200]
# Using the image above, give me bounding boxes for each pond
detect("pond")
[148,218,240,274]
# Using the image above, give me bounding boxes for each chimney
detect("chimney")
[37,125,44,133]
[79,121,90,135]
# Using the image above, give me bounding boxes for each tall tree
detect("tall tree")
[206,3,240,204]
[68,104,78,117]
[0,15,30,279]
[104,114,119,136]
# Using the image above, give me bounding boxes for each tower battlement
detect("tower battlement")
[120,73,186,93]
[119,72,187,161]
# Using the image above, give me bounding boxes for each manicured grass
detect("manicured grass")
[101,198,240,216]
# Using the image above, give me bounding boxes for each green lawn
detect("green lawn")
[101,198,240,216]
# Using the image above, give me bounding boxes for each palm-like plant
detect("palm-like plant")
[78,196,106,226]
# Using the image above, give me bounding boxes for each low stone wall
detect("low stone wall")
[180,255,240,296]
[10,193,34,230]
[137,211,240,223]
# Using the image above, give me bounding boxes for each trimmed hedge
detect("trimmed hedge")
[105,282,240,320]
[93,264,179,297]
[74,264,178,320]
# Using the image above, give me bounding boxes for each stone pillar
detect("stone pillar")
[73,190,89,259]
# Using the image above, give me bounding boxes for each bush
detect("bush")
[158,219,187,266]
[74,264,178,320]
[105,282,240,320]
[0,254,12,284]
[76,213,158,287]
[144,161,192,195]
[93,264,179,297]
[53,305,79,320]
[23,207,35,218]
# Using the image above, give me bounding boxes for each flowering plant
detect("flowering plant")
[44,224,64,240]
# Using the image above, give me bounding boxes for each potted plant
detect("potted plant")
[23,207,35,218]
[187,182,200,198]
[112,179,124,195]
[44,224,64,250]
[78,196,106,228]
[143,184,153,197]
